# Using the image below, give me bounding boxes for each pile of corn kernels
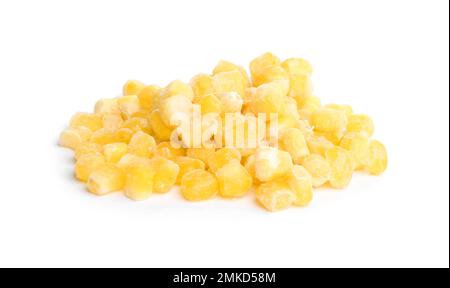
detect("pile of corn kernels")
[59,53,387,212]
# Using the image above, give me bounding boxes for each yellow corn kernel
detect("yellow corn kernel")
[159,95,193,127]
[69,112,103,132]
[366,140,388,175]
[125,165,155,201]
[306,134,335,156]
[212,70,247,99]
[301,154,331,188]
[314,130,344,146]
[150,156,180,193]
[286,165,313,207]
[213,60,250,87]
[128,131,156,158]
[115,128,134,143]
[118,95,141,118]
[75,142,103,160]
[217,92,244,113]
[311,108,348,133]
[123,80,145,96]
[289,74,313,102]
[186,148,216,166]
[347,114,375,137]
[199,94,223,115]
[87,164,125,196]
[324,104,353,118]
[160,80,195,102]
[59,127,92,150]
[149,110,173,142]
[256,181,296,212]
[153,142,186,160]
[75,152,106,182]
[95,98,120,115]
[281,58,313,76]
[103,143,128,163]
[339,132,370,170]
[254,147,293,182]
[175,156,206,184]
[250,52,281,78]
[122,117,151,134]
[243,154,259,183]
[250,82,286,116]
[252,65,290,88]
[137,85,160,110]
[207,148,242,173]
[216,161,253,198]
[279,128,310,164]
[181,169,218,201]
[190,74,215,103]
[116,153,152,170]
[90,128,126,145]
[325,146,353,189]
[102,114,124,130]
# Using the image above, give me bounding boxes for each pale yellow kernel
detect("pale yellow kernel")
[150,156,180,193]
[75,152,106,182]
[339,132,371,170]
[95,98,120,115]
[216,161,253,198]
[124,165,155,201]
[70,113,103,132]
[118,95,141,118]
[103,143,128,163]
[301,154,331,188]
[149,110,173,142]
[159,95,193,127]
[347,114,375,137]
[199,94,223,115]
[190,74,215,103]
[186,148,216,167]
[286,165,314,207]
[128,131,156,158]
[279,128,310,164]
[366,140,388,175]
[250,52,281,79]
[325,146,353,189]
[281,58,313,76]
[116,154,152,170]
[123,80,145,96]
[160,80,195,102]
[213,60,250,87]
[122,117,151,134]
[153,142,186,160]
[256,181,296,212]
[87,164,125,196]
[212,70,247,99]
[207,148,242,173]
[75,142,102,160]
[306,134,335,157]
[254,147,293,182]
[137,85,160,110]
[102,114,124,130]
[59,127,91,150]
[175,156,206,184]
[181,169,218,201]
[311,108,348,133]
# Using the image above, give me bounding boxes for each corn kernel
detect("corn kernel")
[123,80,145,96]
[213,60,250,87]
[216,92,243,113]
[311,108,348,133]
[325,146,353,189]
[149,110,173,142]
[103,143,128,163]
[159,95,193,128]
[286,165,313,207]
[289,74,313,102]
[102,114,124,130]
[347,114,375,137]
[256,181,296,212]
[75,142,103,160]
[137,85,160,110]
[199,94,223,115]
[279,128,310,164]
[281,58,313,76]
[186,148,216,166]
[150,156,180,193]
[366,140,388,175]
[212,70,247,99]
[70,112,103,132]
[175,156,206,184]
[306,134,335,156]
[243,154,259,183]
[160,80,195,102]
[314,130,344,146]
[118,95,141,118]
[90,128,131,145]
[95,98,120,115]
[252,65,290,88]
[181,169,218,201]
[190,74,215,103]
[250,52,281,79]
[122,117,151,134]
[125,165,155,201]
[75,152,106,182]
[250,82,286,116]
[339,132,370,170]
[254,147,293,182]
[301,154,331,188]
[128,131,156,158]
[207,148,241,173]
[59,127,91,150]
[216,161,253,198]
[116,153,152,170]
[87,164,125,196]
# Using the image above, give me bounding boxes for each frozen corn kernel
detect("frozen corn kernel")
[125,165,155,201]
[306,134,335,156]
[154,142,186,160]
[59,127,91,150]
[254,147,293,182]
[114,128,134,143]
[128,131,156,158]
[324,104,353,118]
[137,85,160,110]
[181,169,218,201]
[244,154,259,183]
[95,98,120,115]
[123,80,145,96]
[256,181,296,212]
[122,117,151,134]
[366,140,388,175]
[102,114,124,130]
[175,156,206,184]
[281,58,313,76]
[252,65,290,88]
[213,60,250,87]
[190,74,215,103]
[347,114,375,137]
[90,128,132,145]
[118,95,141,118]
[159,95,193,127]
[103,143,128,163]
[325,146,353,189]
[314,130,344,146]
[301,154,331,188]
[279,128,310,164]
[212,70,247,99]
[311,108,348,133]
[207,148,242,173]
[250,52,281,78]
[149,110,173,142]
[75,152,106,182]
[286,165,313,207]
[116,153,152,170]
[199,94,223,115]
[250,82,286,116]
[70,113,103,132]
[75,142,102,160]
[87,164,125,196]
[216,161,253,198]
[150,156,180,193]
[289,74,313,102]
[339,132,370,170]
[186,148,216,166]
[217,92,243,113]
[160,80,195,102]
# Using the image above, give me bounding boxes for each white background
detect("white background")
[0,0,448,268]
